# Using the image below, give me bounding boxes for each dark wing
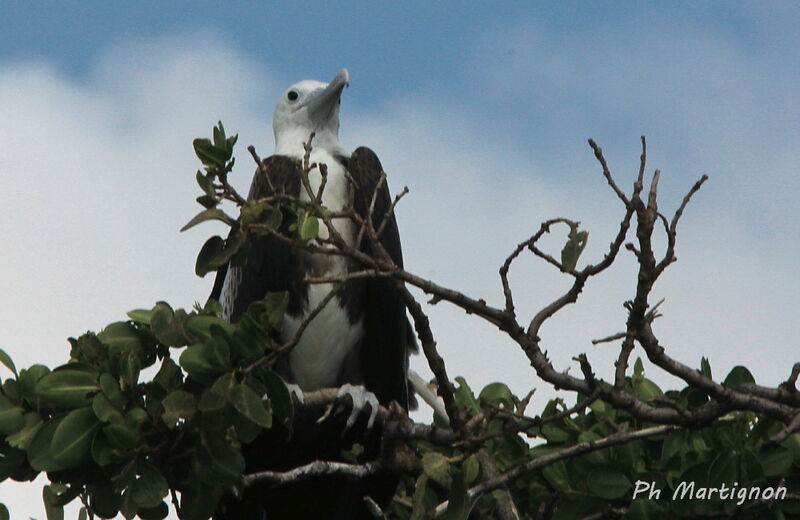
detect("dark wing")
[209,155,302,322]
[348,147,416,410]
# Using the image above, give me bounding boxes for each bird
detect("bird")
[209,69,415,519]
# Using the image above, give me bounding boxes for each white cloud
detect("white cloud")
[0,33,279,518]
[1,19,798,517]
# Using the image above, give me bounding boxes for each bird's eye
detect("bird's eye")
[287,91,299,101]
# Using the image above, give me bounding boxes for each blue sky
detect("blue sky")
[1,2,799,517]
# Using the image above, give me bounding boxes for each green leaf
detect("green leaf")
[193,138,228,168]
[150,302,191,347]
[28,416,66,472]
[202,298,223,316]
[723,365,755,387]
[298,211,319,240]
[445,468,473,520]
[633,357,645,378]
[99,373,125,410]
[126,308,152,325]
[180,484,223,520]
[422,452,451,485]
[196,170,215,197]
[215,231,248,267]
[0,442,26,481]
[6,412,43,449]
[125,407,148,430]
[18,364,50,402]
[137,501,169,520]
[661,429,687,465]
[180,208,236,232]
[92,393,124,424]
[560,227,589,272]
[162,390,197,428]
[213,122,225,149]
[463,455,480,484]
[0,348,17,377]
[196,194,219,209]
[68,334,107,367]
[51,407,100,469]
[264,206,283,230]
[699,356,712,379]
[2,379,20,402]
[98,322,141,353]
[44,483,81,507]
[185,315,233,341]
[195,236,225,277]
[541,423,571,443]
[125,353,143,389]
[226,134,238,152]
[153,357,182,391]
[541,460,570,492]
[263,371,294,428]
[43,485,65,520]
[179,339,230,384]
[103,422,139,451]
[202,432,245,485]
[632,377,663,401]
[131,462,169,509]
[240,200,265,226]
[454,377,481,416]
[0,393,25,435]
[707,452,738,486]
[263,291,289,331]
[119,488,137,519]
[585,468,631,499]
[230,384,272,428]
[409,474,429,520]
[760,446,793,476]
[625,499,665,520]
[91,431,115,467]
[36,370,99,408]
[479,382,515,409]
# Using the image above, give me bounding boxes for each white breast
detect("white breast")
[282,150,363,390]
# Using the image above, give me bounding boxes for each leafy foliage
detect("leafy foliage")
[2,123,797,519]
[0,295,294,519]
[387,363,800,519]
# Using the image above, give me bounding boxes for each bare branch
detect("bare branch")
[588,139,629,205]
[432,424,680,517]
[244,459,382,487]
[399,285,464,432]
[247,144,275,195]
[363,496,388,520]
[375,186,409,239]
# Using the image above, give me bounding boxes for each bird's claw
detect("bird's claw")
[336,383,379,432]
[285,383,305,404]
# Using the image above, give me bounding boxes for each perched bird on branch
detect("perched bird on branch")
[210,69,415,519]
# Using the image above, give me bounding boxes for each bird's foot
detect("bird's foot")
[285,383,305,405]
[334,383,380,432]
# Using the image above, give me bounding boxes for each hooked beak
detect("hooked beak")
[304,68,349,121]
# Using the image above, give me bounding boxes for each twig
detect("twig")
[432,424,680,517]
[591,331,628,345]
[399,285,464,432]
[476,449,520,520]
[588,139,629,205]
[170,488,182,519]
[247,144,275,194]
[244,459,382,487]
[375,186,410,239]
[364,496,388,520]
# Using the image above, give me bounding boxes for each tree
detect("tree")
[1,124,798,519]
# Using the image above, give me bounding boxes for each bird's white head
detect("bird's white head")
[273,68,350,157]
